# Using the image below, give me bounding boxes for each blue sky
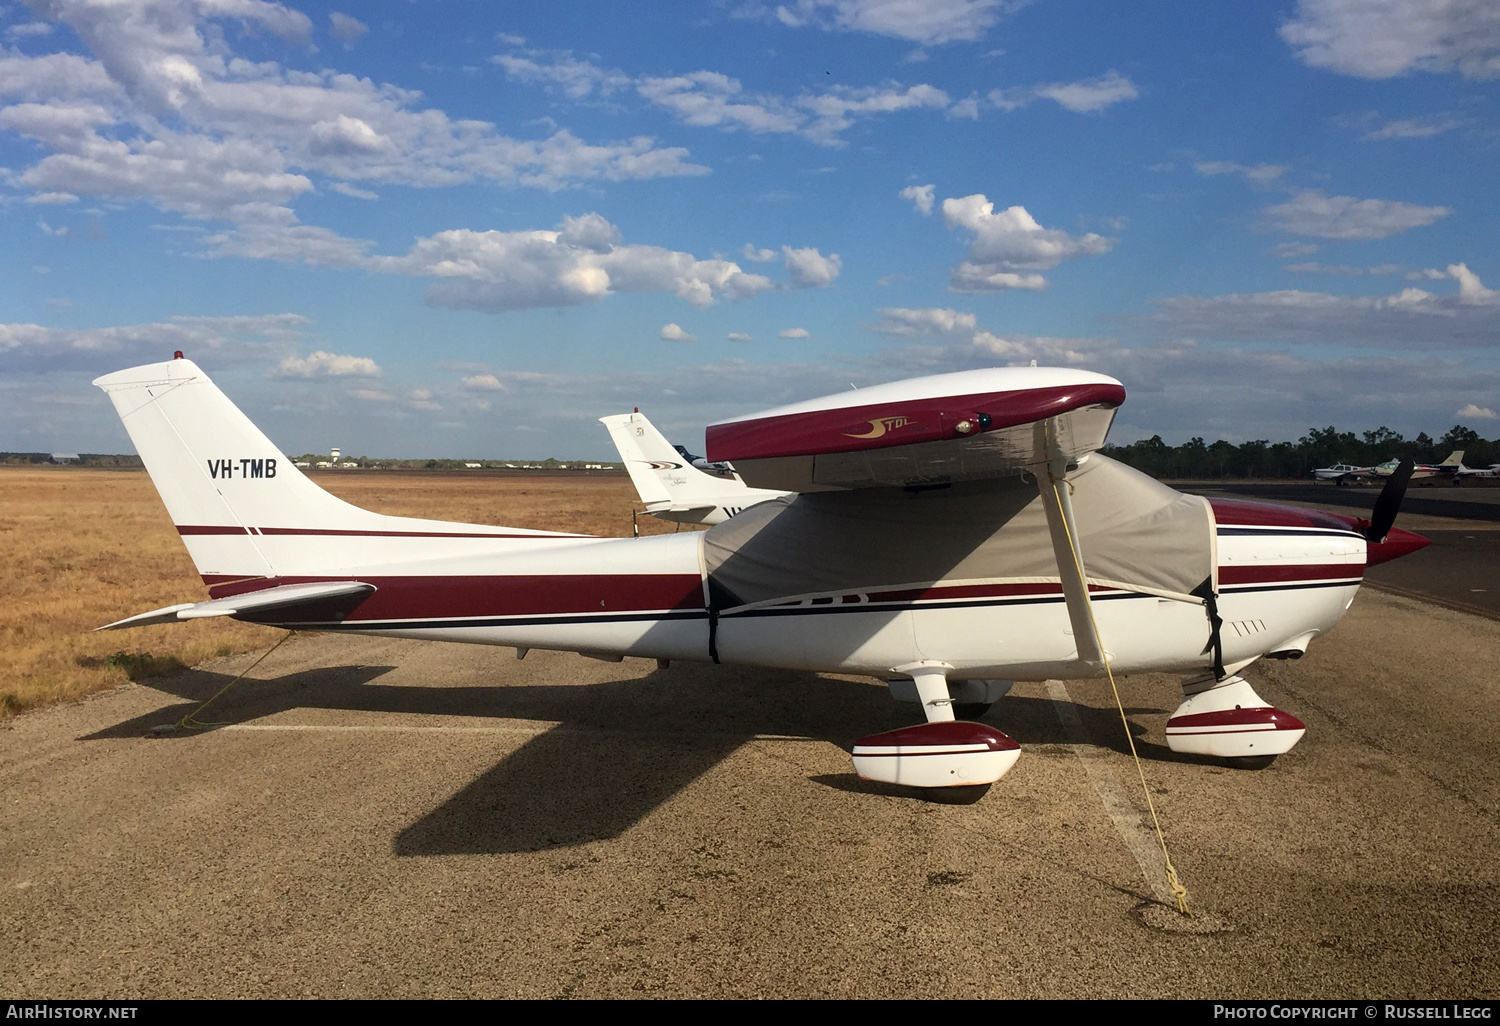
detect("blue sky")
[2,0,1498,459]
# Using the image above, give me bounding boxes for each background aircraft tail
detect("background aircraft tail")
[600,411,747,507]
[1439,450,1466,467]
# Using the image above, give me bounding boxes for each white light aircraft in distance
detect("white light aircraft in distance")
[1456,461,1500,482]
[96,354,1429,799]
[1312,463,1373,486]
[600,410,787,525]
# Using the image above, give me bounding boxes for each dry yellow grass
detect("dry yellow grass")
[0,466,680,719]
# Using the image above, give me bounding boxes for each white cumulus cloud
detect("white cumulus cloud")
[1147,273,1500,348]
[868,307,977,336]
[727,332,753,342]
[660,323,698,342]
[1260,189,1451,240]
[227,212,791,313]
[1456,403,1497,419]
[0,312,308,371]
[272,350,381,378]
[779,327,810,339]
[990,71,1139,113]
[1281,0,1500,80]
[1194,161,1288,185]
[940,193,1114,291]
[899,183,935,215]
[492,52,632,99]
[0,1,709,238]
[328,13,369,48]
[1363,114,1460,139]
[761,0,1024,45]
[782,246,842,288]
[461,374,506,391]
[501,51,961,146]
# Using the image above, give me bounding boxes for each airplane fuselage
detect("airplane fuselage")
[208,495,1367,682]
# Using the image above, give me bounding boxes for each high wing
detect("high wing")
[706,367,1126,493]
[702,367,1217,675]
[600,410,787,525]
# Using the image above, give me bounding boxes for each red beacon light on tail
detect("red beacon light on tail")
[173,350,184,359]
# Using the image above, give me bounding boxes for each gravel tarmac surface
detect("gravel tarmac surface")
[4,588,1499,999]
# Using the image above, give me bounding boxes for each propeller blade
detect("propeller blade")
[1365,458,1414,543]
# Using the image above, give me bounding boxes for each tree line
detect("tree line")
[1102,424,1498,480]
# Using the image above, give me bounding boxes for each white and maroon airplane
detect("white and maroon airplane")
[95,354,1428,798]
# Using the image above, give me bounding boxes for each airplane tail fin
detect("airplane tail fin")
[1439,450,1465,467]
[95,357,565,585]
[600,411,742,508]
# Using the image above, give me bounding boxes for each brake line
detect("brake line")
[1051,476,1191,915]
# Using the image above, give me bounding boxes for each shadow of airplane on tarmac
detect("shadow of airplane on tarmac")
[82,652,1194,856]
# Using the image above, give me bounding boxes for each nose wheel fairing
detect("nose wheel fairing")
[1164,674,1306,762]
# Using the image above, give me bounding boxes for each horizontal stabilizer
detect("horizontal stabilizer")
[98,581,375,631]
[705,367,1125,492]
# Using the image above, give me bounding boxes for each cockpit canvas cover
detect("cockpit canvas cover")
[702,454,1217,611]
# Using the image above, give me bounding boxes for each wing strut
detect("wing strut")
[1031,417,1192,914]
[1032,418,1106,670]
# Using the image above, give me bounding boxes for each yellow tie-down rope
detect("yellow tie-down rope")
[1051,475,1191,915]
[176,630,294,731]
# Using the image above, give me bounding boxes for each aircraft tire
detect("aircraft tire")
[923,784,992,805]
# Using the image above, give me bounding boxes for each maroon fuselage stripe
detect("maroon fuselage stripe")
[207,573,706,619]
[866,581,1114,604]
[1219,563,1362,585]
[1207,498,1358,532]
[199,568,1357,622]
[178,525,581,539]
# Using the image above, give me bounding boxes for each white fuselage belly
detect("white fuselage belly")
[253,522,1364,681]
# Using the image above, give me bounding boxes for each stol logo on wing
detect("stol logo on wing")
[844,415,911,440]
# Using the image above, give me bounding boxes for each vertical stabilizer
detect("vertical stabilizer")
[94,357,568,583]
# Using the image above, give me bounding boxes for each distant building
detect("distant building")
[331,447,341,461]
[50,453,80,464]
[465,462,482,468]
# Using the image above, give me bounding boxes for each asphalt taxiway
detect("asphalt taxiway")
[4,571,1498,997]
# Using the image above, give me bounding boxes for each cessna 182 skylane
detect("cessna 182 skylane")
[96,355,1428,797]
